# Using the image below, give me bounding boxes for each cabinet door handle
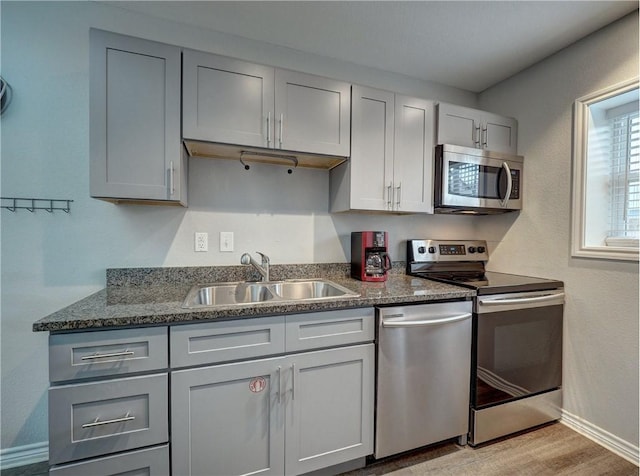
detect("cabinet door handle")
[291,363,296,400]
[279,113,284,148]
[266,112,272,147]
[81,412,135,428]
[169,161,175,196]
[81,350,135,361]
[395,182,402,209]
[277,365,282,404]
[474,124,481,147]
[482,127,488,148]
[387,182,393,210]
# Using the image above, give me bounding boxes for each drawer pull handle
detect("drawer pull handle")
[82,412,135,428]
[81,350,135,361]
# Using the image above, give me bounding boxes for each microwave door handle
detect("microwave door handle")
[500,161,513,208]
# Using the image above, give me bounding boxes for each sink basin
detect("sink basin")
[182,279,358,309]
[270,280,354,300]
[185,282,276,307]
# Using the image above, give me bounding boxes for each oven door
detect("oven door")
[472,289,564,409]
[435,144,523,212]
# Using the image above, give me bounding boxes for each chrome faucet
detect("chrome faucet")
[240,251,270,282]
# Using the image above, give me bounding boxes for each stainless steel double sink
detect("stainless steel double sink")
[182,279,359,308]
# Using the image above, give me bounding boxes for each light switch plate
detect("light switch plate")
[220,232,234,252]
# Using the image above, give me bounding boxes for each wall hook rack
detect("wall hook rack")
[1,197,74,213]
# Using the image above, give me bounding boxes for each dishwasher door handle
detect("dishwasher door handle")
[381,312,472,327]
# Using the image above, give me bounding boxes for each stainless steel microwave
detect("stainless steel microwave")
[434,144,524,214]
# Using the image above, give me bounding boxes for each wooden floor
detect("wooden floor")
[1,423,637,476]
[341,423,638,476]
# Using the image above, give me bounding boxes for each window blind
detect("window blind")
[608,110,640,240]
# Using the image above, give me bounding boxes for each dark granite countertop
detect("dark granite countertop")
[33,264,475,332]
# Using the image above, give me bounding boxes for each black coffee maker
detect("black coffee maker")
[351,231,391,282]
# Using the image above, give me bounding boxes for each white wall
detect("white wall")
[0,1,478,452]
[477,11,639,453]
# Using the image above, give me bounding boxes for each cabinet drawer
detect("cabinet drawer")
[170,316,285,368]
[49,327,168,383]
[285,308,375,352]
[49,444,169,476]
[48,373,168,465]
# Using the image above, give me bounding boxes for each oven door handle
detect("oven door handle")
[381,313,471,327]
[479,292,565,306]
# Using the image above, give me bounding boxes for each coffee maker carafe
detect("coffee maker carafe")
[351,231,391,282]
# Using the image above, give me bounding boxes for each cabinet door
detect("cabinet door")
[437,102,479,149]
[285,344,374,476]
[482,111,518,154]
[171,357,285,476]
[393,96,435,213]
[183,50,275,148]
[275,69,351,157]
[89,29,184,204]
[346,85,395,211]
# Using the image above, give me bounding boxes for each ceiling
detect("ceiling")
[107,1,638,92]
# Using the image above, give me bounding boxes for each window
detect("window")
[571,78,639,261]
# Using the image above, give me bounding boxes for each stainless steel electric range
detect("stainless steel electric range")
[407,239,565,446]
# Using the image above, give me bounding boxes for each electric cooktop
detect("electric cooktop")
[406,239,563,295]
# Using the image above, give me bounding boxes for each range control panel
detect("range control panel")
[407,239,489,263]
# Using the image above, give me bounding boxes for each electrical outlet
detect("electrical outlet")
[194,232,208,252]
[220,232,234,252]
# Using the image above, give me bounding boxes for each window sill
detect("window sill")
[605,237,639,248]
[572,243,639,261]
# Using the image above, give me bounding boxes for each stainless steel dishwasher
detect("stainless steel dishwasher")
[375,301,472,458]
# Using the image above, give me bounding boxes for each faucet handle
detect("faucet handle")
[240,253,251,265]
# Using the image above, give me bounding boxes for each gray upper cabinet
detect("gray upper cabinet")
[274,69,351,157]
[330,85,434,213]
[392,95,435,213]
[437,102,518,154]
[182,50,351,157]
[182,50,274,149]
[89,29,186,205]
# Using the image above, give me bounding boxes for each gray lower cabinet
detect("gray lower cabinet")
[48,328,170,474]
[46,309,374,475]
[171,344,374,476]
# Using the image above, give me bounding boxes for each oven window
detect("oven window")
[473,305,563,408]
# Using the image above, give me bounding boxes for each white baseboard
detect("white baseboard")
[561,410,639,466]
[0,441,48,470]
